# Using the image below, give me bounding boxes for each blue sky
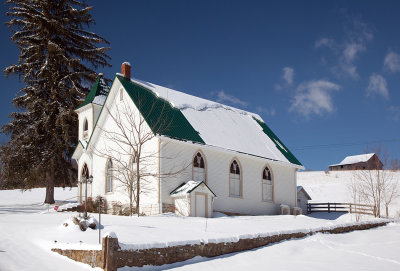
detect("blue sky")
[0,0,399,170]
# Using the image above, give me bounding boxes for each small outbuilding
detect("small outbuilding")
[328,153,383,171]
[297,186,311,215]
[170,181,216,218]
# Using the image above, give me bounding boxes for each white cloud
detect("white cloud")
[256,106,276,116]
[367,74,389,99]
[217,90,248,107]
[282,67,294,86]
[289,80,341,117]
[315,38,334,49]
[389,106,400,121]
[315,17,374,79]
[336,62,358,80]
[384,52,400,72]
[274,83,282,91]
[343,42,365,63]
[276,67,295,90]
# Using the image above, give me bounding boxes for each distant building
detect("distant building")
[328,153,383,171]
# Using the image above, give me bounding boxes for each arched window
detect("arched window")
[83,118,89,139]
[83,118,88,131]
[80,163,89,203]
[81,163,89,180]
[106,159,113,193]
[229,160,241,197]
[131,153,136,164]
[193,152,206,182]
[262,166,273,202]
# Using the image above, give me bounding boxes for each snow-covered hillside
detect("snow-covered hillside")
[298,170,400,217]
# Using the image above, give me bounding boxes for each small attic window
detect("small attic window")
[120,88,123,101]
[83,118,89,139]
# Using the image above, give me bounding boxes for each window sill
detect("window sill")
[262,200,274,203]
[229,195,242,199]
[83,131,89,140]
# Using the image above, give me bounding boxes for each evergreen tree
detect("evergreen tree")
[2,0,111,203]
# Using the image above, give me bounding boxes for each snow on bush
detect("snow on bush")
[62,215,98,231]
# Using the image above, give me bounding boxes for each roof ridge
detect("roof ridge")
[116,73,262,120]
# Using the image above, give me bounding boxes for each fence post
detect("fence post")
[349,203,352,213]
[373,206,377,217]
[328,203,330,213]
[102,233,118,271]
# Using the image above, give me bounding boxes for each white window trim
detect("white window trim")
[262,166,274,202]
[105,159,113,194]
[192,150,207,183]
[229,159,242,198]
[120,88,124,101]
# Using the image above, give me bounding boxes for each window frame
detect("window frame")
[80,163,89,203]
[105,158,113,193]
[82,118,89,139]
[261,165,274,202]
[120,88,124,101]
[229,158,243,198]
[192,150,207,184]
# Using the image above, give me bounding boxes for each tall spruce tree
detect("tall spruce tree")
[2,0,111,203]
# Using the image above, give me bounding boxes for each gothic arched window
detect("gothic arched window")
[106,159,113,193]
[229,160,241,197]
[193,152,206,182]
[262,166,273,202]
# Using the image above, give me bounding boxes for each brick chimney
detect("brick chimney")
[121,62,131,78]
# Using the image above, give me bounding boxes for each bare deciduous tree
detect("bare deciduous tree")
[351,148,399,217]
[347,178,362,222]
[94,97,188,216]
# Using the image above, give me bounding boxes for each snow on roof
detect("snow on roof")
[127,77,301,167]
[297,186,312,200]
[76,74,109,110]
[92,95,107,106]
[330,153,375,167]
[170,180,216,197]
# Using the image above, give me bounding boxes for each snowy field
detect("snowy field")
[0,186,399,271]
[121,222,400,271]
[298,170,400,217]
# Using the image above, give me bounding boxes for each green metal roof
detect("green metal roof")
[76,74,109,109]
[253,117,303,166]
[73,74,301,168]
[117,75,205,144]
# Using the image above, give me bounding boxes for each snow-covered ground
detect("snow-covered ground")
[0,185,399,271]
[0,188,98,271]
[298,170,400,217]
[121,222,400,271]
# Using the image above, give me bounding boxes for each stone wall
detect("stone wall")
[162,203,175,213]
[51,249,103,268]
[52,221,388,271]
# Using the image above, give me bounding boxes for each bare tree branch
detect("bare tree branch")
[93,96,189,216]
